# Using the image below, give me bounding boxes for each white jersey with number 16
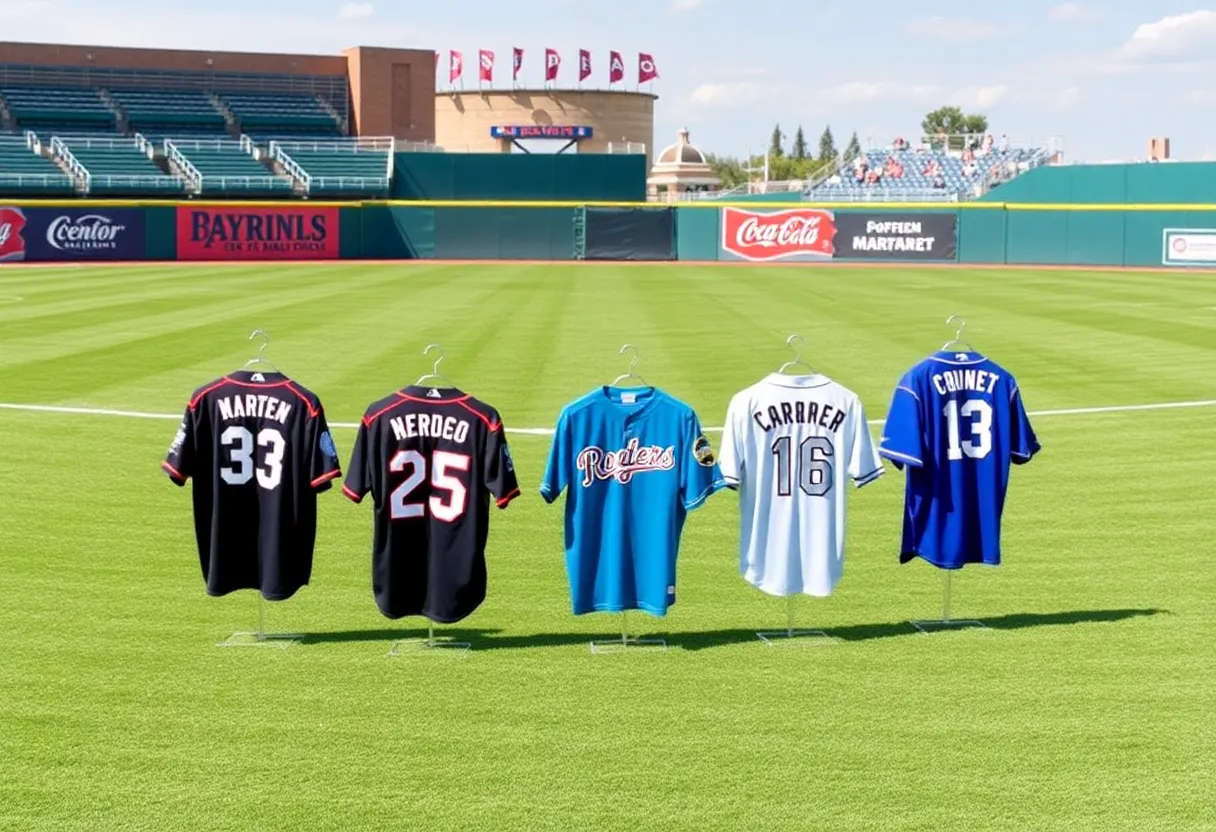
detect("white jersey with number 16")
[718,374,884,597]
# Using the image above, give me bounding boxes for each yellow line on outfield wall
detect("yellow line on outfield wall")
[5,198,1216,211]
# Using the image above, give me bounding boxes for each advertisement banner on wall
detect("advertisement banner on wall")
[1161,228,1216,266]
[718,207,958,262]
[176,206,340,260]
[0,206,146,262]
[831,212,958,260]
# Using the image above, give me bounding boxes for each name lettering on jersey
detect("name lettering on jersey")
[390,413,471,444]
[752,400,846,433]
[932,369,1000,396]
[577,438,675,486]
[217,394,292,424]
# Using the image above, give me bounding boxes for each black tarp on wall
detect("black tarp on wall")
[584,207,675,260]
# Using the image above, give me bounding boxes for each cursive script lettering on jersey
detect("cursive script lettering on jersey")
[577,438,675,486]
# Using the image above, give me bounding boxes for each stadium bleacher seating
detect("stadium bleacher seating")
[808,144,1043,201]
[0,132,75,195]
[220,93,341,135]
[108,89,226,132]
[56,135,184,196]
[168,138,293,196]
[270,138,391,197]
[0,86,115,128]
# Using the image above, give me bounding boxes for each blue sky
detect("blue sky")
[3,0,1215,161]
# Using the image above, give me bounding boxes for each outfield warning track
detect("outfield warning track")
[1,398,1213,435]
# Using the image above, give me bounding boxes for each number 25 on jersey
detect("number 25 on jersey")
[389,450,470,522]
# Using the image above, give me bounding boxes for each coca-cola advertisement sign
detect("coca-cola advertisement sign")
[14,208,145,261]
[719,207,837,261]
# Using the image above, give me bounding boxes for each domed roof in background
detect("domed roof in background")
[655,128,707,165]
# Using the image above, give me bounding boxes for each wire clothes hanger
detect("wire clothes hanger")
[610,344,649,387]
[242,329,281,373]
[941,315,975,352]
[415,343,455,388]
[777,333,816,374]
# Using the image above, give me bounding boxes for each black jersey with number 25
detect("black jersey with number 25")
[162,371,342,600]
[343,387,520,622]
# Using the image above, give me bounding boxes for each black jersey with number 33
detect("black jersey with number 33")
[162,371,342,600]
[343,387,520,622]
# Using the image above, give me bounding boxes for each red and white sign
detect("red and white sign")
[512,47,523,80]
[449,50,463,83]
[609,51,624,83]
[545,48,560,81]
[0,206,27,261]
[720,208,837,261]
[176,207,340,261]
[638,53,659,84]
[578,49,592,82]
[479,49,494,82]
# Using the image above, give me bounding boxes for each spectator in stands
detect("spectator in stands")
[981,134,995,155]
[932,173,946,189]
[962,147,974,163]
[892,136,908,151]
[962,160,977,178]
[884,156,904,179]
[998,134,1010,154]
[922,159,941,178]
[865,166,883,185]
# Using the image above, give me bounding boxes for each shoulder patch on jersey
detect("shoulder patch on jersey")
[319,431,337,459]
[502,442,515,472]
[693,434,716,467]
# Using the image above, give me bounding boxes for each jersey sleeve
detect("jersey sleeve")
[681,410,727,511]
[716,397,744,489]
[484,421,521,508]
[538,410,569,504]
[342,420,373,503]
[1009,385,1041,465]
[162,406,195,486]
[308,408,342,491]
[878,375,925,470]
[849,399,885,487]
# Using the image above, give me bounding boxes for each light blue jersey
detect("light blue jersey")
[879,351,1040,569]
[540,387,726,615]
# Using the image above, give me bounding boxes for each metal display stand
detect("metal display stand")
[388,623,471,656]
[590,612,667,654]
[217,595,303,648]
[757,596,835,646]
[909,570,987,633]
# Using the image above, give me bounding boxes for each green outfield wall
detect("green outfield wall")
[3,197,1216,267]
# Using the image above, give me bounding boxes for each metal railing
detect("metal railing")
[163,140,204,192]
[605,142,646,154]
[269,136,394,154]
[49,136,91,192]
[24,129,40,150]
[194,175,291,191]
[0,172,75,188]
[808,188,962,203]
[85,174,184,191]
[300,175,388,192]
[133,132,154,156]
[265,143,313,192]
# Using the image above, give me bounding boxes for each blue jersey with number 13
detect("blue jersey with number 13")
[879,351,1040,569]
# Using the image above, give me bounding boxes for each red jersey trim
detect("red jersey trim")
[311,469,342,488]
[342,484,364,503]
[496,487,521,508]
[162,461,188,482]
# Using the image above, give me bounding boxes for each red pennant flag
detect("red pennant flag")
[638,52,658,84]
[578,49,592,82]
[512,47,523,80]
[609,51,624,84]
[544,48,560,82]
[449,50,463,83]
[479,49,494,83]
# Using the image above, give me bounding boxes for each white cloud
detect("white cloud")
[905,15,1001,41]
[1114,10,1216,62]
[689,81,770,107]
[1051,86,1081,109]
[813,82,942,105]
[337,2,374,20]
[948,85,1009,108]
[1047,3,1103,23]
[670,0,702,10]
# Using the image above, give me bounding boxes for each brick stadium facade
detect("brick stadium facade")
[0,41,436,142]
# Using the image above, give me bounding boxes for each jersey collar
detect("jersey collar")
[599,385,660,421]
[763,372,832,389]
[226,370,290,386]
[400,386,469,403]
[929,350,987,366]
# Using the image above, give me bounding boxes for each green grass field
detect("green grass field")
[1,262,1213,831]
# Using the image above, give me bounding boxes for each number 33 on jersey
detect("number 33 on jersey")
[879,350,1040,569]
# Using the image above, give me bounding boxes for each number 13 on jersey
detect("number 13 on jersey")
[943,399,992,460]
